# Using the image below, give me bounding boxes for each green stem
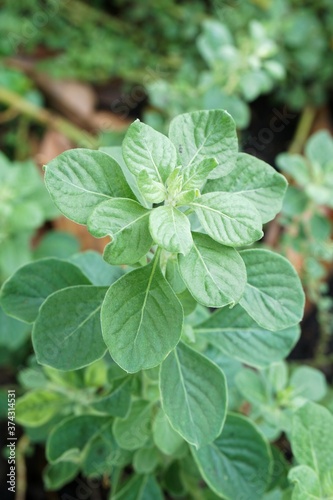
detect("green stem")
[288,105,317,154]
[0,86,99,148]
[110,466,122,496]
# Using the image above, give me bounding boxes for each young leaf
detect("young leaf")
[46,415,111,462]
[152,408,184,456]
[0,306,30,350]
[100,145,150,208]
[0,258,90,323]
[178,232,246,308]
[33,286,108,370]
[137,170,166,203]
[276,153,311,187]
[182,158,218,191]
[123,120,177,184]
[113,474,163,500]
[16,390,68,427]
[169,110,238,178]
[204,153,288,223]
[290,366,327,402]
[192,413,272,500]
[43,461,79,491]
[288,466,323,500]
[239,249,305,331]
[149,205,193,255]
[87,198,152,265]
[194,305,300,367]
[305,130,333,168]
[291,402,333,478]
[44,149,134,224]
[160,342,227,448]
[113,400,152,450]
[101,258,183,373]
[191,192,263,246]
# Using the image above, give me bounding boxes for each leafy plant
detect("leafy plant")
[277,130,333,347]
[1,109,306,498]
[146,19,285,130]
[0,152,79,364]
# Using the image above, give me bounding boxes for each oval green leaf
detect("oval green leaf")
[169,110,238,178]
[178,233,246,308]
[149,205,193,255]
[0,258,90,323]
[191,192,263,247]
[204,153,287,223]
[192,413,272,500]
[194,304,300,367]
[239,249,305,331]
[87,198,152,265]
[45,149,134,224]
[33,285,108,370]
[101,259,183,373]
[160,342,227,448]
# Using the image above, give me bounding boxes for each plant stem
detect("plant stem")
[0,87,99,149]
[288,105,317,154]
[16,435,30,500]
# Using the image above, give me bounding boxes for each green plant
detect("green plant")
[147,19,285,130]
[1,109,306,498]
[0,152,79,365]
[277,130,333,357]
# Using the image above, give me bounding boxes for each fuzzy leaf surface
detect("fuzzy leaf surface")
[149,206,193,255]
[45,149,134,224]
[239,249,305,331]
[88,198,152,265]
[169,110,238,178]
[160,342,227,448]
[101,260,183,372]
[33,286,107,370]
[123,120,177,184]
[191,192,263,246]
[0,258,90,323]
[195,305,300,367]
[192,413,272,499]
[205,153,287,223]
[178,233,246,308]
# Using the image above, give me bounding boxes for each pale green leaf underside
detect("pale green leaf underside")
[192,413,272,500]
[45,149,134,224]
[123,120,177,184]
[191,192,263,247]
[168,109,238,178]
[160,342,227,448]
[0,258,90,323]
[239,249,305,331]
[101,259,183,373]
[33,286,108,370]
[204,153,287,223]
[87,198,152,265]
[178,232,246,308]
[149,205,193,255]
[195,304,300,367]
